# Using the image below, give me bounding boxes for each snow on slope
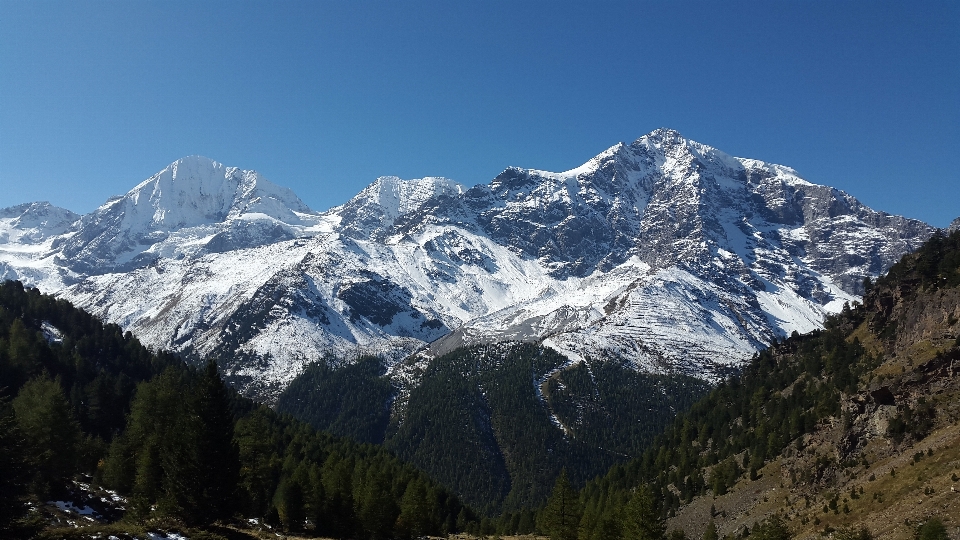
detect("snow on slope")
[0,202,81,291]
[52,156,325,274]
[0,130,937,400]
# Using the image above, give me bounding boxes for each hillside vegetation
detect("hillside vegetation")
[277,342,710,515]
[520,230,960,540]
[0,280,476,539]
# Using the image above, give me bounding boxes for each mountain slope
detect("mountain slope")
[0,130,937,401]
[571,229,960,540]
[276,345,711,514]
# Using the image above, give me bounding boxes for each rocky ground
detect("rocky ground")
[668,280,960,539]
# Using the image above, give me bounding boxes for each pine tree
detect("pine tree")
[101,367,183,514]
[358,466,399,540]
[235,408,282,517]
[622,484,664,540]
[592,516,623,540]
[274,477,306,532]
[159,409,205,522]
[0,397,34,538]
[192,359,241,520]
[4,319,40,387]
[538,469,582,540]
[161,360,240,525]
[702,518,719,540]
[320,452,356,538]
[396,478,434,539]
[516,509,535,534]
[12,375,81,497]
[305,463,326,534]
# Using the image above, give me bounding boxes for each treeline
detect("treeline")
[564,305,877,539]
[866,229,960,339]
[278,342,709,515]
[869,229,960,295]
[464,304,876,539]
[515,230,960,540]
[0,280,475,538]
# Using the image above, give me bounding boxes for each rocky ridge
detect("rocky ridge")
[665,230,960,539]
[0,130,939,400]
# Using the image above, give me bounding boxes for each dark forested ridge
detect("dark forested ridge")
[0,280,476,538]
[276,355,396,445]
[277,342,710,515]
[528,229,960,540]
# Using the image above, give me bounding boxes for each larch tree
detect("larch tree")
[538,469,582,540]
[622,484,664,540]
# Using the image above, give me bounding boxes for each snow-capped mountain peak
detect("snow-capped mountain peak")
[333,176,465,239]
[122,155,313,228]
[48,156,320,274]
[0,130,938,401]
[0,202,79,244]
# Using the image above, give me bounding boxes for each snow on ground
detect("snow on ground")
[50,500,96,516]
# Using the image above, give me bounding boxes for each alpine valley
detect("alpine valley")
[0,128,940,512]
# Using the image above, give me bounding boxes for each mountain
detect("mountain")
[0,280,476,537]
[54,155,324,274]
[0,202,80,287]
[569,229,960,539]
[0,131,937,403]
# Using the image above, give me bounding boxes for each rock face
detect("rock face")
[949,216,960,233]
[0,130,937,399]
[52,156,322,274]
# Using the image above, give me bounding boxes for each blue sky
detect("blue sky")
[1,1,958,226]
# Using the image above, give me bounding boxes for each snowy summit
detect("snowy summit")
[0,129,937,400]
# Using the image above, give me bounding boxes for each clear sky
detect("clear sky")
[1,1,958,226]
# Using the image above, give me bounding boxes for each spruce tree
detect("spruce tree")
[538,469,582,540]
[11,375,81,497]
[396,478,434,539]
[161,360,240,525]
[623,484,664,540]
[0,397,34,538]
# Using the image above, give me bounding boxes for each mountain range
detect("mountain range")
[0,129,937,402]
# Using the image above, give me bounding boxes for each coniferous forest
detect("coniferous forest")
[0,279,474,539]
[277,343,710,515]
